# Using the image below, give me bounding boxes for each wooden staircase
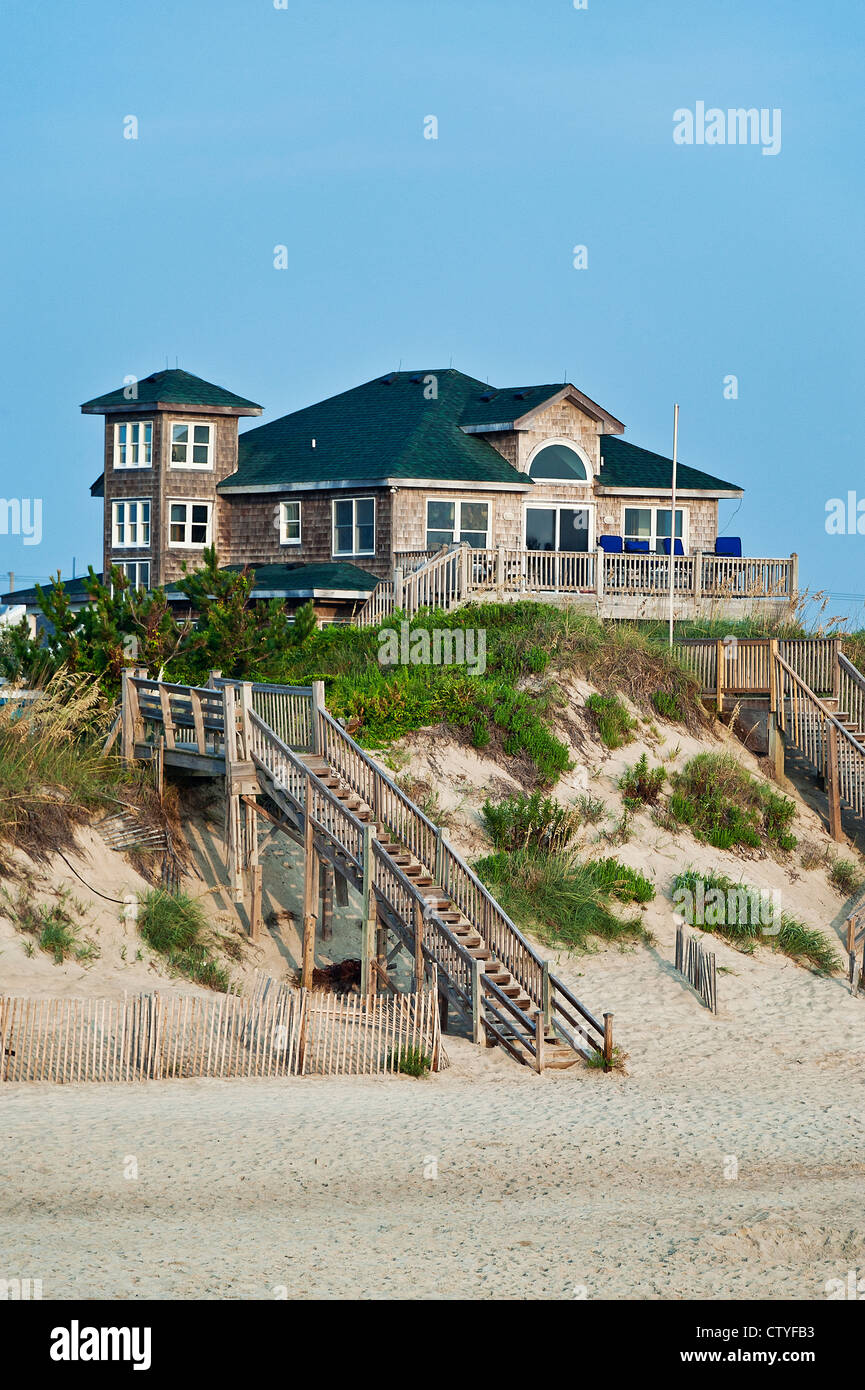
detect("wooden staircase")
[301,753,579,1068]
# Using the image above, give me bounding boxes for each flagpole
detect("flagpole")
[668,403,679,649]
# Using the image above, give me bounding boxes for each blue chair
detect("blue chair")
[715,537,742,557]
[659,538,685,556]
[598,535,623,554]
[625,539,650,553]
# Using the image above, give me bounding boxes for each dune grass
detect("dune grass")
[481,791,583,853]
[669,752,797,853]
[672,868,840,974]
[137,888,231,991]
[475,848,653,951]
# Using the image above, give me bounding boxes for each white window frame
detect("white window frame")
[425,498,491,550]
[168,499,213,548]
[523,501,595,551]
[114,560,151,591]
[113,420,153,469]
[525,437,593,483]
[623,505,689,553]
[279,499,302,546]
[111,499,151,548]
[332,497,376,557]
[169,420,214,470]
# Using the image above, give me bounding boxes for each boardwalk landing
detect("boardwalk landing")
[117,672,613,1073]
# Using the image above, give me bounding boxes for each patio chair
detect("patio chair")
[659,538,685,556]
[714,537,742,557]
[624,539,650,553]
[598,535,623,553]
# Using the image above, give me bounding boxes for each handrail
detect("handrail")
[773,651,859,750]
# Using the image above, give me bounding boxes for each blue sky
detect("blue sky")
[1,0,863,617]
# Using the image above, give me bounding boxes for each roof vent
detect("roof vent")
[409,374,422,384]
[514,389,532,400]
[380,374,395,384]
[480,391,497,402]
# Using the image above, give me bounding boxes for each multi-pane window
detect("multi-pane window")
[426,499,490,549]
[169,500,212,546]
[112,499,150,547]
[280,500,301,545]
[114,421,152,468]
[332,497,375,555]
[170,422,213,468]
[115,560,150,590]
[623,506,686,552]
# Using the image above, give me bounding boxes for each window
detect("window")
[115,560,150,591]
[169,500,212,546]
[280,500,302,545]
[426,499,490,549]
[528,443,589,481]
[525,504,592,552]
[332,497,375,555]
[170,422,213,469]
[114,421,152,469]
[112,499,150,547]
[624,506,687,552]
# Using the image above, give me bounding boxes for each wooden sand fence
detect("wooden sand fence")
[674,923,718,1014]
[0,977,441,1083]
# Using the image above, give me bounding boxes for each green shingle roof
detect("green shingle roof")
[598,436,742,493]
[458,383,566,429]
[1,574,101,605]
[220,370,532,490]
[81,369,262,413]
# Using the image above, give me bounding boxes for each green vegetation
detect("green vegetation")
[391,1046,432,1078]
[2,887,98,965]
[585,693,636,749]
[475,849,652,951]
[651,689,684,721]
[585,1044,628,1073]
[137,888,231,991]
[0,671,120,862]
[481,791,582,853]
[618,753,666,811]
[828,856,863,897]
[672,868,840,974]
[669,752,797,852]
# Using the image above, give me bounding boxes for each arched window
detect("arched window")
[528,443,589,481]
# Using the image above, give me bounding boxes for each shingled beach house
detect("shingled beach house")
[5,366,797,625]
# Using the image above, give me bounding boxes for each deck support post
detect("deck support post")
[715,638,724,717]
[460,544,471,599]
[495,545,505,599]
[790,551,799,604]
[595,550,605,607]
[413,898,425,992]
[360,823,376,995]
[393,566,404,610]
[121,668,135,763]
[471,957,483,1045]
[301,771,317,989]
[542,960,551,1032]
[693,551,703,608]
[319,862,333,942]
[826,722,844,843]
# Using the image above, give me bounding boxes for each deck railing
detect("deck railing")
[673,637,840,698]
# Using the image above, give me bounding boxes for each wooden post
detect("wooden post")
[360,823,376,995]
[496,544,505,599]
[693,551,703,604]
[535,1012,544,1074]
[121,668,134,763]
[460,544,471,599]
[250,864,263,944]
[603,1012,614,1072]
[595,548,605,603]
[301,772,317,989]
[826,722,843,842]
[413,898,425,992]
[311,679,325,756]
[715,638,724,717]
[393,566,404,610]
[208,670,222,689]
[833,637,843,702]
[471,957,482,1045]
[438,990,448,1035]
[789,551,799,602]
[319,862,333,942]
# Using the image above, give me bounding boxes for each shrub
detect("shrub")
[481,791,582,853]
[391,1046,432,1078]
[584,857,655,903]
[585,693,636,749]
[576,793,605,825]
[137,889,231,991]
[669,753,797,853]
[828,857,862,897]
[4,893,97,965]
[585,1044,629,1073]
[618,754,666,810]
[652,689,683,720]
[671,868,840,973]
[474,848,649,951]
